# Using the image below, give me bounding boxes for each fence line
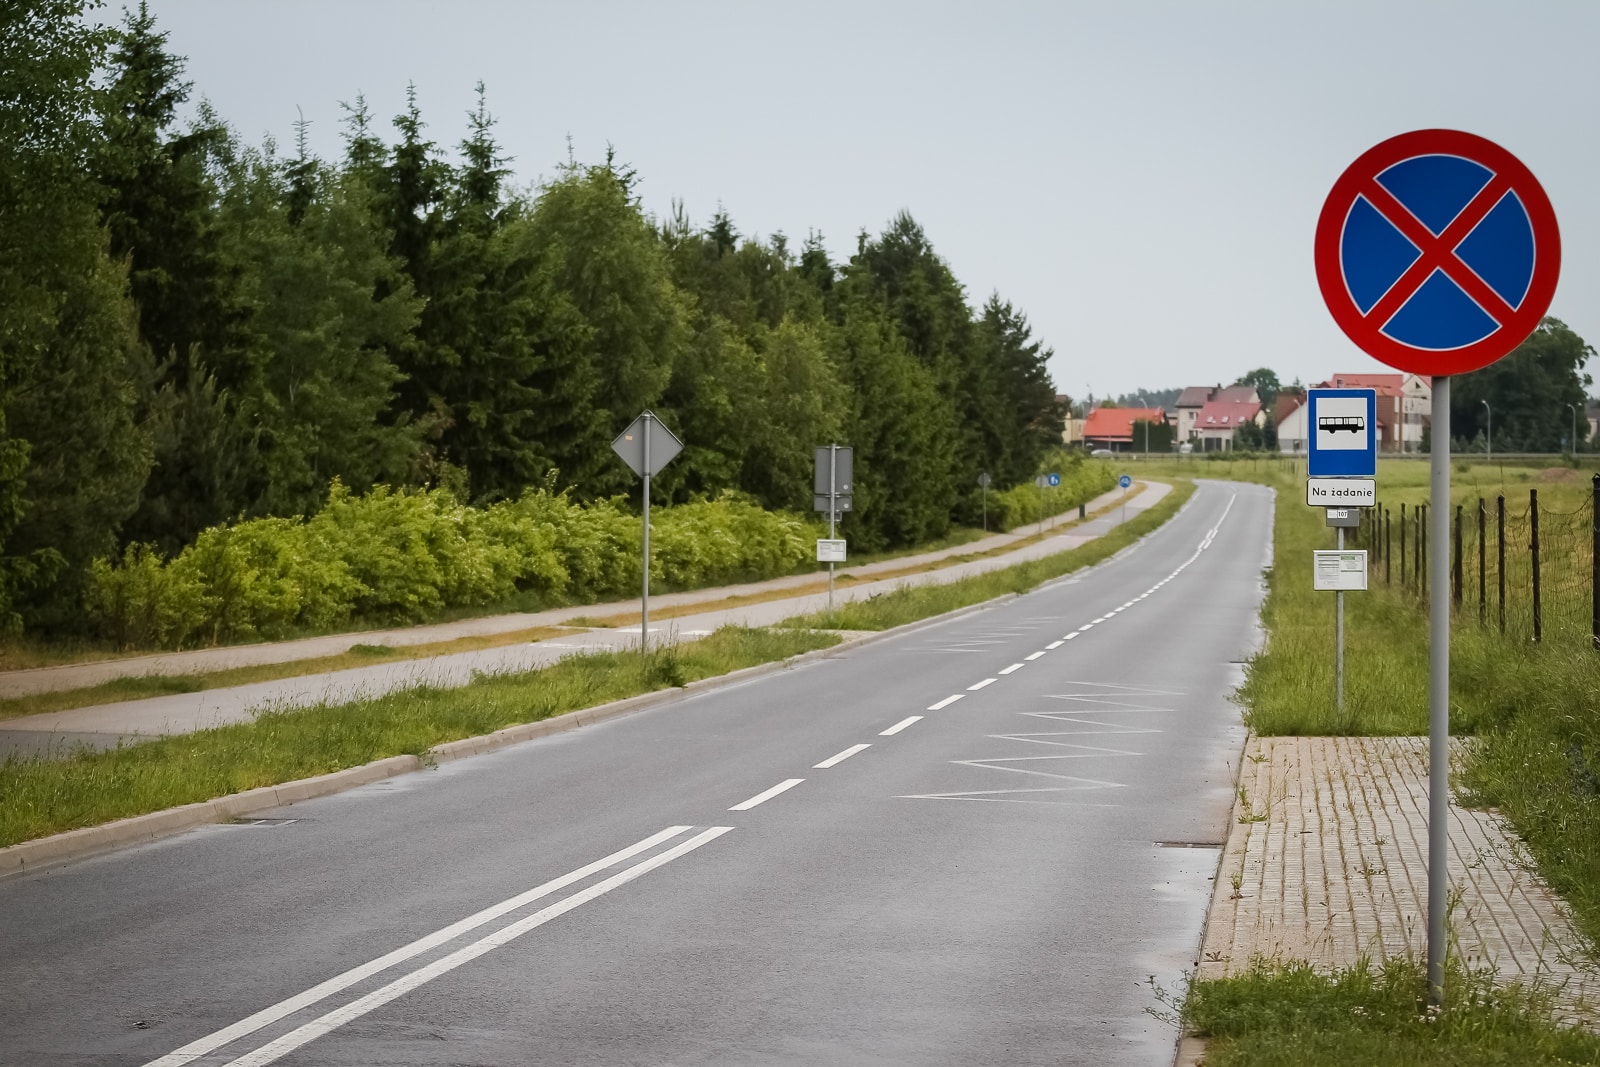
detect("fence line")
[1364,474,1600,650]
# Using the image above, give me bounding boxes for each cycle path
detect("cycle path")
[0,483,1169,758]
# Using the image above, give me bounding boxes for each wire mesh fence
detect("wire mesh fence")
[1361,474,1600,649]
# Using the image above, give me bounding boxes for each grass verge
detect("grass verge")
[1181,958,1600,1066]
[0,626,837,848]
[0,627,572,723]
[781,480,1193,631]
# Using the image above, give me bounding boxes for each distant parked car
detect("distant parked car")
[1090,448,1114,457]
[1178,442,1193,454]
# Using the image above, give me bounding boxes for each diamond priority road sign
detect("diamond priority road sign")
[611,411,682,478]
[1314,129,1560,375]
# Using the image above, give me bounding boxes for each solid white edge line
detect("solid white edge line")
[1024,651,1046,661]
[141,825,696,1067]
[998,663,1025,675]
[927,694,965,710]
[220,827,735,1067]
[730,778,806,811]
[880,715,922,736]
[967,678,997,691]
[814,744,871,769]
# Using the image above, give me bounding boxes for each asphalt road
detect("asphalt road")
[0,479,1273,1066]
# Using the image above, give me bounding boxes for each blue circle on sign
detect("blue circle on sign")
[1047,472,1061,487]
[1341,154,1535,352]
[1119,475,1132,489]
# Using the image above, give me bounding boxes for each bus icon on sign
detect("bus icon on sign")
[1317,415,1365,434]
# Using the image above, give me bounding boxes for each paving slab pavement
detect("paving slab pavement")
[1196,735,1600,1009]
[0,482,1171,757]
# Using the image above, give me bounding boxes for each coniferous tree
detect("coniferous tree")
[100,4,251,549]
[0,0,155,628]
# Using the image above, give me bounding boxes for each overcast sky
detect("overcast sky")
[142,1,1600,401]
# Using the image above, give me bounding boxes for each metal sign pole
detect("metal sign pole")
[1428,375,1452,1005]
[641,414,652,662]
[1336,525,1345,715]
[828,445,837,610]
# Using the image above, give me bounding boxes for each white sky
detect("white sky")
[143,0,1600,400]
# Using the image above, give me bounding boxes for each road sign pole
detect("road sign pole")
[1428,375,1452,1005]
[1336,525,1345,717]
[828,445,837,610]
[641,414,652,662]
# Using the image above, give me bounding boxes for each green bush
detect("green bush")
[989,454,1116,531]
[85,480,823,649]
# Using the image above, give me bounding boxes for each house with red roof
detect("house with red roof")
[1195,386,1263,451]
[1174,385,1219,447]
[1082,406,1168,453]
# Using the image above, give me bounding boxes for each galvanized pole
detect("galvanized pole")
[828,445,837,610]
[1336,524,1345,717]
[1427,375,1452,1006]
[641,413,652,662]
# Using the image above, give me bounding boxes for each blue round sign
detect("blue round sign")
[1047,472,1061,487]
[1119,475,1132,489]
[1315,129,1559,376]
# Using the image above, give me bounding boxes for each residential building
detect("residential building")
[1174,385,1218,446]
[1276,393,1308,455]
[1195,387,1263,451]
[1082,406,1168,453]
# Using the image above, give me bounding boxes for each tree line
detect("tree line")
[2,1,1064,636]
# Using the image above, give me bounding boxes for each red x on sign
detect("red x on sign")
[1315,129,1560,376]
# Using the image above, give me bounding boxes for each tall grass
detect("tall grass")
[1183,958,1600,1066]
[1190,457,1600,948]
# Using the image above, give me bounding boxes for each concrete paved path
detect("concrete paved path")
[1197,735,1600,1007]
[0,483,1170,757]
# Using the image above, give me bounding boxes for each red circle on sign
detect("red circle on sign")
[1314,129,1560,376]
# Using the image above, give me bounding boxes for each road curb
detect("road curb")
[0,595,1019,879]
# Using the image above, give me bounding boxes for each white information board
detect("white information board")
[1307,478,1376,506]
[816,539,847,563]
[1313,550,1367,591]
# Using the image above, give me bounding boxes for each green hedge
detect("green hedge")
[988,456,1116,531]
[87,481,823,649]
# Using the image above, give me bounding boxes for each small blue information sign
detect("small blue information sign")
[1307,388,1378,477]
[1047,472,1061,487]
[1118,474,1132,489]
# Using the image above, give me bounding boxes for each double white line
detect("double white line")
[146,824,731,1067]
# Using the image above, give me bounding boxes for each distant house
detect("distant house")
[1276,392,1308,455]
[1174,385,1219,446]
[1083,406,1169,453]
[1195,385,1262,451]
[1057,395,1086,445]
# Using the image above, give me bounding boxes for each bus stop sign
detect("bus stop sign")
[1307,387,1377,477]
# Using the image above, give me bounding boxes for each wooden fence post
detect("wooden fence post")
[1478,497,1486,625]
[1497,494,1506,634]
[1531,488,1542,643]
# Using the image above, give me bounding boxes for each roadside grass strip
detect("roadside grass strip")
[0,628,574,724]
[1179,958,1600,1066]
[0,627,837,848]
[779,480,1197,633]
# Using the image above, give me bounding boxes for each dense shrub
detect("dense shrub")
[86,481,826,649]
[989,456,1116,532]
